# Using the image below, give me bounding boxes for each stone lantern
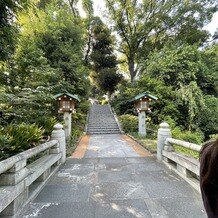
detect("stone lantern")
[54,93,80,140]
[132,92,157,137]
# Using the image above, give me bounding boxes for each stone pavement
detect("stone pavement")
[19,134,206,218]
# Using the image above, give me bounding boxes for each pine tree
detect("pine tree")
[90,17,122,100]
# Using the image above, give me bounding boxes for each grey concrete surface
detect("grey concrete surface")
[19,134,206,218]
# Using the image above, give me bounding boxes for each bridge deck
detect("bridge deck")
[20,134,206,218]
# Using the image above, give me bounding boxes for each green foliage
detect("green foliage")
[98,69,123,95]
[119,114,138,133]
[13,3,91,97]
[76,101,90,114]
[198,95,218,139]
[174,145,200,159]
[105,0,217,81]
[0,0,30,60]
[12,39,59,90]
[198,43,218,96]
[111,81,141,115]
[0,133,10,160]
[163,116,177,130]
[0,0,90,161]
[0,123,44,160]
[172,127,204,144]
[7,123,44,149]
[112,43,218,139]
[90,17,122,98]
[146,45,202,88]
[35,117,57,137]
[0,88,55,125]
[144,45,207,131]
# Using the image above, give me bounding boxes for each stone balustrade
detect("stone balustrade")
[157,122,202,192]
[0,123,65,217]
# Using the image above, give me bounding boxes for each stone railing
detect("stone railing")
[157,122,202,192]
[109,105,124,134]
[0,123,66,217]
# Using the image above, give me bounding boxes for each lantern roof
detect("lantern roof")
[54,92,81,102]
[130,92,158,102]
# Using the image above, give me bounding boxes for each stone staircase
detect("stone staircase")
[86,104,121,134]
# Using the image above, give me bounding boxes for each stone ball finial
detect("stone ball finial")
[159,122,170,129]
[53,123,64,130]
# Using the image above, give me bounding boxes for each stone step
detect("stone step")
[88,123,118,126]
[87,128,120,131]
[86,104,121,134]
[87,125,119,127]
[87,131,121,134]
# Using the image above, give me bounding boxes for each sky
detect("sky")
[203,12,218,34]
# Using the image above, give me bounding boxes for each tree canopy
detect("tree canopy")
[0,0,30,61]
[90,17,123,99]
[105,0,217,81]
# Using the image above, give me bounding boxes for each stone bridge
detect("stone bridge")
[0,105,206,218]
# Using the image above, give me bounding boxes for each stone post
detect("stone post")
[63,112,72,140]
[138,111,146,137]
[51,124,66,163]
[157,122,171,161]
[0,159,28,216]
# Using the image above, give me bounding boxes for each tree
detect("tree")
[105,0,217,82]
[33,3,90,97]
[82,0,94,65]
[90,17,122,100]
[0,0,91,124]
[0,0,29,61]
[144,44,216,131]
[198,43,218,96]
[146,45,203,89]
[198,95,218,139]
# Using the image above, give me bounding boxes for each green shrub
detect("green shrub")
[35,117,57,137]
[72,112,87,126]
[119,114,138,133]
[163,116,177,129]
[172,127,204,144]
[174,145,199,159]
[77,101,90,114]
[0,134,11,161]
[6,123,43,151]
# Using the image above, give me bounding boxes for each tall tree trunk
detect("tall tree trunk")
[128,54,136,83]
[84,31,92,65]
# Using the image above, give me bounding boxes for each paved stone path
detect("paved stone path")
[20,134,206,218]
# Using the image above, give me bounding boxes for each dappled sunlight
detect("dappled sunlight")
[94,193,104,198]
[111,168,120,171]
[23,203,59,218]
[126,206,144,218]
[55,171,97,184]
[109,202,147,217]
[92,192,107,204]
[111,203,121,211]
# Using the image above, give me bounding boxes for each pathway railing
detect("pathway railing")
[157,122,202,192]
[0,123,65,217]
